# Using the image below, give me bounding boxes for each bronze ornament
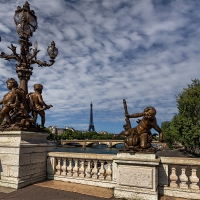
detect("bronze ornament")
[0,2,58,130]
[120,99,164,152]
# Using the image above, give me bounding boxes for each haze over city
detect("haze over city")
[0,0,199,133]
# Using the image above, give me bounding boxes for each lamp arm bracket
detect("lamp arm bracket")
[0,52,21,62]
[31,59,55,67]
[8,44,21,61]
[28,49,40,62]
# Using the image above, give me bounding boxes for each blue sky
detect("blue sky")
[0,0,200,133]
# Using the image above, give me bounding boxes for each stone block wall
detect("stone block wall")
[0,131,55,189]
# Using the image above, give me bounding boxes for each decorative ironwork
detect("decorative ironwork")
[0,1,58,131]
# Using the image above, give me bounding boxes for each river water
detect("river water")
[56,144,124,154]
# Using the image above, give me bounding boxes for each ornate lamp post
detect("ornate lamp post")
[0,1,58,94]
[0,1,58,130]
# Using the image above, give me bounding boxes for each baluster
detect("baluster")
[179,165,188,189]
[55,157,61,175]
[61,158,67,176]
[47,156,56,175]
[86,159,92,178]
[91,160,99,179]
[67,158,73,176]
[73,158,79,177]
[169,165,178,188]
[105,161,112,181]
[189,166,199,190]
[99,160,105,180]
[79,159,85,178]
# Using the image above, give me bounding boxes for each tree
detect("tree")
[44,127,52,134]
[161,121,173,149]
[162,79,200,153]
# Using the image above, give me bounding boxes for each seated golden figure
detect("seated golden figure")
[120,100,163,152]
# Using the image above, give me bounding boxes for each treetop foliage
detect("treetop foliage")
[162,79,200,152]
[47,129,124,141]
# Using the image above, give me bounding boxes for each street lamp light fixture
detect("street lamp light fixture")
[47,41,58,60]
[0,1,58,93]
[0,1,58,130]
[14,1,37,39]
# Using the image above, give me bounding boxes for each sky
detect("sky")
[0,0,200,134]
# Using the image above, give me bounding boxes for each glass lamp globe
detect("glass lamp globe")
[14,2,37,38]
[47,41,58,59]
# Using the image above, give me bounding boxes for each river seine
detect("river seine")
[56,144,124,154]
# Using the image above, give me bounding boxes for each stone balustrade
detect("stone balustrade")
[47,152,116,188]
[159,157,200,199]
[47,152,200,200]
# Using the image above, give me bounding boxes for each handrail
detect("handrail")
[48,152,116,161]
[160,156,200,165]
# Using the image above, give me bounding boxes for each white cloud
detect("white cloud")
[0,0,200,133]
[0,23,11,33]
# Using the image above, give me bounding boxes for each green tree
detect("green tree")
[163,79,200,152]
[44,127,52,134]
[59,129,124,141]
[161,120,179,149]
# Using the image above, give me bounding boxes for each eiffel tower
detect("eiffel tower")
[88,102,95,131]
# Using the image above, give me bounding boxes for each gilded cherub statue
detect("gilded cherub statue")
[0,78,23,126]
[0,78,34,129]
[120,99,163,152]
[27,84,52,128]
[0,80,52,130]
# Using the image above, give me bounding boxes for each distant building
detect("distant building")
[65,126,75,132]
[48,126,74,135]
[98,131,108,135]
[48,126,57,134]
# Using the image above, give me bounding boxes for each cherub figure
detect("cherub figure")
[0,78,22,126]
[121,106,163,151]
[27,84,52,127]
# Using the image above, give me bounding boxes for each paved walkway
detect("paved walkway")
[0,181,117,200]
[0,180,189,200]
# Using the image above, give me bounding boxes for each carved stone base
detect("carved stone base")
[119,144,157,153]
[113,152,159,200]
[0,126,46,132]
[0,131,55,189]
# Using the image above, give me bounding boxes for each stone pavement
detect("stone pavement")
[35,180,114,198]
[0,180,117,200]
[0,180,191,200]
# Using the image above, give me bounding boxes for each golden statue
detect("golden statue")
[0,78,20,125]
[0,80,52,130]
[120,99,163,151]
[27,84,52,128]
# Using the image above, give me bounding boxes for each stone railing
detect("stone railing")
[159,157,200,199]
[47,152,116,188]
[47,152,200,200]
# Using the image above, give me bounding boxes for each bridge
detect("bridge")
[61,140,124,148]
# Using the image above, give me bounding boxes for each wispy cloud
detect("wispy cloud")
[0,0,200,133]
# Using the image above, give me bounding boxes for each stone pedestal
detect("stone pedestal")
[0,131,55,189]
[114,152,160,200]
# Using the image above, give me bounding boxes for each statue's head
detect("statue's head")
[34,83,43,93]
[6,78,18,89]
[144,107,156,119]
